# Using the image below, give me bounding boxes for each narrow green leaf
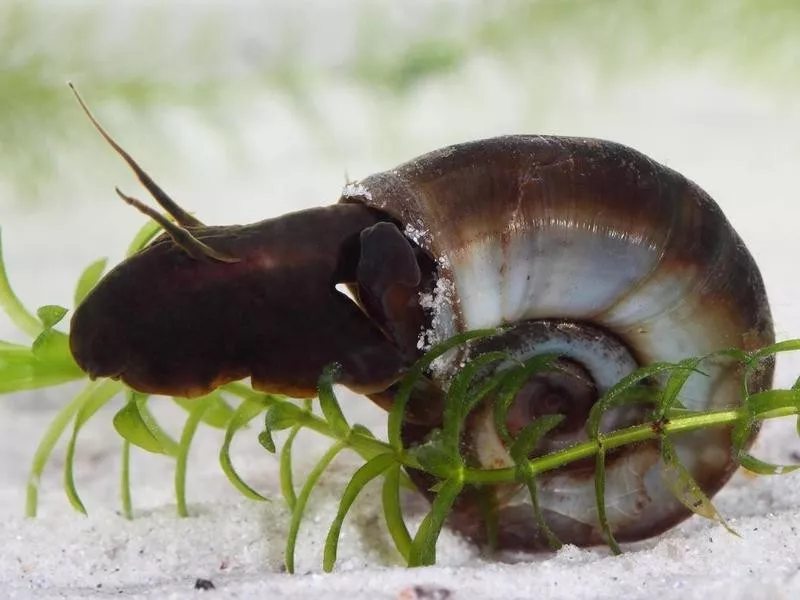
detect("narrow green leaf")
[381,463,412,563]
[318,364,350,439]
[593,443,621,554]
[173,392,234,429]
[509,415,565,461]
[492,354,559,444]
[409,476,464,567]
[461,352,527,420]
[259,402,306,453]
[587,362,686,439]
[219,398,270,501]
[389,328,500,451]
[323,453,396,572]
[36,305,68,329]
[126,219,164,256]
[351,423,377,439]
[732,389,800,475]
[661,436,738,536]
[120,440,133,520]
[256,431,275,454]
[64,380,124,514]
[0,340,27,352]
[656,357,707,418]
[222,381,286,406]
[279,424,303,511]
[731,416,755,455]
[793,377,800,440]
[441,350,507,451]
[509,414,565,551]
[747,389,800,417]
[26,383,104,516]
[0,228,42,337]
[112,392,177,456]
[74,258,108,306]
[31,328,71,360]
[407,429,461,479]
[738,453,800,475]
[750,339,800,360]
[285,441,347,574]
[0,342,84,393]
[474,487,499,553]
[175,396,213,517]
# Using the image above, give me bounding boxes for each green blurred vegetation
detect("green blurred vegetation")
[1,0,799,200]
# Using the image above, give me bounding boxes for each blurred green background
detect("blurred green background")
[2,0,799,202]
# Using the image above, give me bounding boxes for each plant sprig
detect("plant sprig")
[1,226,799,572]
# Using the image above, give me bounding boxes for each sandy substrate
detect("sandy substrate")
[2,9,800,597]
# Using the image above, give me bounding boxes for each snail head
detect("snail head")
[67,85,437,403]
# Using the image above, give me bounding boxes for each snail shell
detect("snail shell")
[339,135,774,551]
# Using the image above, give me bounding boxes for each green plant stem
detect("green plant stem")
[463,408,767,485]
[244,399,794,488]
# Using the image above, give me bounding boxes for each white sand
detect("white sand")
[2,3,800,598]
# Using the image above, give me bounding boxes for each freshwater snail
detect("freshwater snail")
[67,86,774,552]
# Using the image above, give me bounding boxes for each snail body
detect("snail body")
[66,101,773,554]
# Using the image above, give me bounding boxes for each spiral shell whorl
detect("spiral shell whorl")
[340,135,774,550]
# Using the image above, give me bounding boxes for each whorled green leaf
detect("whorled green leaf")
[74,258,108,306]
[656,356,708,419]
[441,350,507,451]
[279,424,303,511]
[219,397,270,502]
[285,441,347,574]
[175,396,214,517]
[463,352,542,418]
[323,453,396,572]
[593,443,621,554]
[173,392,235,430]
[733,388,800,474]
[112,391,179,456]
[661,435,738,536]
[0,337,83,393]
[509,414,565,551]
[474,487,500,552]
[120,439,133,520]
[586,362,688,439]
[318,364,350,439]
[492,354,559,444]
[746,388,800,417]
[126,219,165,256]
[258,401,306,454]
[30,328,71,360]
[26,382,114,517]
[388,328,500,451]
[408,476,464,567]
[36,305,68,329]
[406,429,461,480]
[381,463,412,563]
[738,454,800,476]
[0,228,41,338]
[64,380,125,514]
[791,376,800,445]
[750,339,800,361]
